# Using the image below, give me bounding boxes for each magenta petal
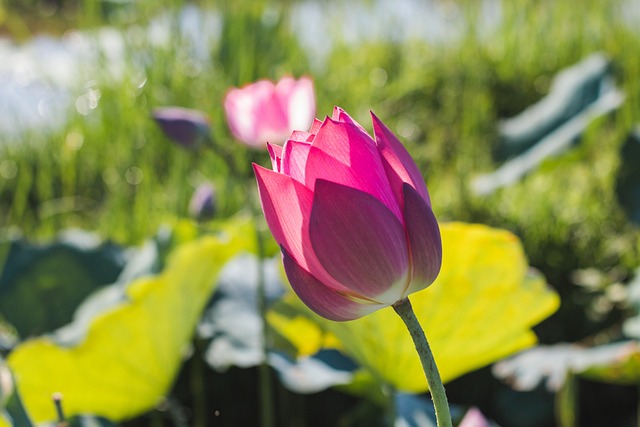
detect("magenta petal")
[331,106,368,133]
[283,77,316,133]
[282,139,312,183]
[289,130,314,142]
[309,118,323,134]
[372,112,431,205]
[253,164,313,264]
[254,164,348,294]
[305,118,402,220]
[282,248,383,321]
[309,180,409,302]
[402,183,442,297]
[267,143,283,172]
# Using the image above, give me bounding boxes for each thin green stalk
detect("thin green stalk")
[254,219,275,427]
[392,298,452,427]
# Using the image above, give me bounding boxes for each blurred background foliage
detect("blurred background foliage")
[1,0,640,426]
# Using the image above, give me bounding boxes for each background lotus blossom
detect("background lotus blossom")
[152,107,212,150]
[224,76,315,148]
[189,182,216,221]
[254,107,442,321]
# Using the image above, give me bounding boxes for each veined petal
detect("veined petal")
[282,248,384,321]
[402,183,442,297]
[372,112,431,205]
[267,143,283,172]
[254,164,312,262]
[309,180,409,303]
[282,139,312,183]
[305,118,402,220]
[331,107,368,134]
[309,118,323,135]
[289,131,314,142]
[253,164,354,296]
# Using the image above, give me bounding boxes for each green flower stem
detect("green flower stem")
[393,297,452,427]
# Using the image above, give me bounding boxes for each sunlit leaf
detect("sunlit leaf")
[267,309,341,358]
[6,221,252,424]
[273,222,560,392]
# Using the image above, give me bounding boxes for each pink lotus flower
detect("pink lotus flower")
[224,76,315,148]
[458,407,491,427]
[253,107,442,321]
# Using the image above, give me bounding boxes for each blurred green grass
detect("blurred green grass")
[1,0,639,342]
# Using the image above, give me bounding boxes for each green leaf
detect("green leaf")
[615,128,640,224]
[6,218,253,424]
[580,342,640,385]
[0,231,126,339]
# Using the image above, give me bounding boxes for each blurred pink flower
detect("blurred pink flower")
[253,107,442,321]
[224,76,315,148]
[458,407,491,427]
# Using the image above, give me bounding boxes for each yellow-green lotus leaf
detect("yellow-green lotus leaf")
[7,221,252,424]
[274,222,560,393]
[268,310,342,357]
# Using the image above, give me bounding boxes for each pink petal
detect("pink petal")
[309,180,409,304]
[225,79,296,146]
[331,107,369,135]
[304,118,402,220]
[401,183,442,298]
[267,143,283,172]
[371,111,431,205]
[253,88,290,143]
[331,106,368,133]
[253,164,352,295]
[254,164,312,263]
[282,248,384,321]
[458,407,490,427]
[224,81,280,146]
[289,131,314,142]
[309,118,323,134]
[282,77,315,133]
[282,139,312,183]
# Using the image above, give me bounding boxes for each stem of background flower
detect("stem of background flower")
[392,297,452,427]
[253,205,275,427]
[383,384,397,427]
